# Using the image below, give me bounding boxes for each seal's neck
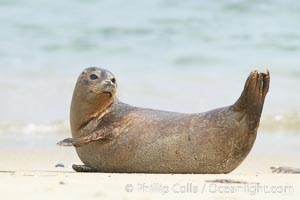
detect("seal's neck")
[70,89,115,134]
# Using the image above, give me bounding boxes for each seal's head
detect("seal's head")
[70,67,117,133]
[77,67,117,98]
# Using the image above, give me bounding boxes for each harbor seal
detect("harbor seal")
[58,67,270,173]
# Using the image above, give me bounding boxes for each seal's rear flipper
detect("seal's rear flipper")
[231,70,270,131]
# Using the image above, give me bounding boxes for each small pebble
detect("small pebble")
[55,163,65,168]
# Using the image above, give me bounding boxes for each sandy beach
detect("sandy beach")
[1,0,300,199]
[1,137,300,200]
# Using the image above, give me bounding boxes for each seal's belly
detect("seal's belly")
[75,110,256,173]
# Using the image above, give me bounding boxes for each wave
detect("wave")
[260,112,300,133]
[0,120,70,136]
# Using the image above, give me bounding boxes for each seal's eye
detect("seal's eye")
[90,74,98,80]
[111,78,116,84]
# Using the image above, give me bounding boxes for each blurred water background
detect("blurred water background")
[0,0,300,148]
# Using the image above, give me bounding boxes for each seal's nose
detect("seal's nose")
[104,79,113,85]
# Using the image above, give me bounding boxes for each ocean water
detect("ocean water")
[0,0,300,143]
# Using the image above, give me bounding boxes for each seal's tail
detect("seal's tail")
[231,69,270,131]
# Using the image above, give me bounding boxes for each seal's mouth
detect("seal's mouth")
[102,91,112,97]
[98,80,116,97]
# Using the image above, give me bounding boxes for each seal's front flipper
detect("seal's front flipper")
[57,131,107,147]
[231,69,270,131]
[56,137,88,147]
[57,138,78,147]
[72,164,98,172]
[271,166,300,174]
